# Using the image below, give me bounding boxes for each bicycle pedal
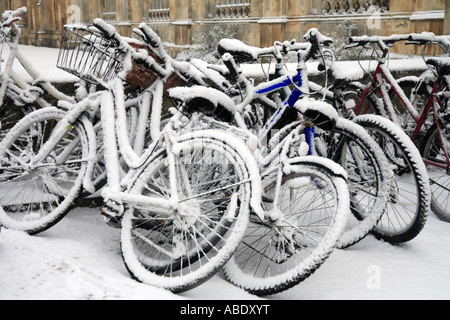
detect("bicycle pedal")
[102,214,121,228]
[101,200,124,228]
[261,193,274,203]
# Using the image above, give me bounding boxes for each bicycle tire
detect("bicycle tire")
[354,115,430,244]
[223,160,349,296]
[0,104,35,141]
[0,107,89,234]
[420,124,450,222]
[315,117,390,248]
[120,130,251,292]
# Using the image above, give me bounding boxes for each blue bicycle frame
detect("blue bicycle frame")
[255,67,317,156]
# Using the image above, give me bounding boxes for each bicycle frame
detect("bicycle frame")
[206,54,349,218]
[354,58,450,171]
[231,58,324,164]
[24,72,267,220]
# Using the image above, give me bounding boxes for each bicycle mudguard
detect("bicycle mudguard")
[287,156,348,181]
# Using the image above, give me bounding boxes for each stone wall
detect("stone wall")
[2,0,448,55]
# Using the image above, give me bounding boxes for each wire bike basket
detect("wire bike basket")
[57,25,124,85]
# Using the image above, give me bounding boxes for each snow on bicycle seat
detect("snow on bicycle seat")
[330,61,365,81]
[426,57,450,75]
[168,86,237,122]
[217,39,258,63]
[294,97,338,130]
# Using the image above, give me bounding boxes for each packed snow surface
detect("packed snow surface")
[1,207,450,300]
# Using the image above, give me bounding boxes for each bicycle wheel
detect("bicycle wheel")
[388,77,431,139]
[0,104,35,141]
[223,160,349,296]
[315,117,390,249]
[0,107,89,234]
[343,82,386,117]
[120,130,251,292]
[421,124,450,222]
[354,115,430,244]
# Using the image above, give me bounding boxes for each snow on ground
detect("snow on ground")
[1,206,450,300]
[1,44,79,83]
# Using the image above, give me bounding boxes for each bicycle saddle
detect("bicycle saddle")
[295,98,338,131]
[217,39,258,64]
[426,57,450,75]
[168,86,237,123]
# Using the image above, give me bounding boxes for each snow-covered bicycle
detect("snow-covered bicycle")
[329,34,433,242]
[0,7,76,139]
[124,23,351,296]
[383,32,450,222]
[165,27,397,295]
[0,19,253,292]
[190,29,392,251]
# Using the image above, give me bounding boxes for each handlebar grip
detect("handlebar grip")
[93,18,129,52]
[137,23,161,49]
[14,7,27,16]
[93,18,118,40]
[407,32,450,52]
[222,53,240,79]
[348,36,367,46]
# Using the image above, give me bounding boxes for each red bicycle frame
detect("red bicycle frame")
[354,59,450,171]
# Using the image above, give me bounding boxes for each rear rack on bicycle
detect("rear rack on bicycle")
[57,25,124,85]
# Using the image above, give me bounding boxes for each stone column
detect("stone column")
[1,0,11,10]
[34,0,57,46]
[172,0,191,45]
[258,0,286,47]
[445,0,450,34]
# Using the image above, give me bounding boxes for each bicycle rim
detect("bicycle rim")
[0,108,89,234]
[223,163,349,296]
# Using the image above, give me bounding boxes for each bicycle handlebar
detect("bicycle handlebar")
[1,7,27,27]
[130,23,205,85]
[347,33,450,57]
[218,38,311,64]
[217,28,331,65]
[92,18,167,79]
[92,18,130,53]
[217,28,332,81]
[347,34,409,57]
[303,28,333,48]
[134,23,168,62]
[406,32,450,53]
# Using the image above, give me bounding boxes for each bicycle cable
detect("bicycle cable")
[421,42,445,77]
